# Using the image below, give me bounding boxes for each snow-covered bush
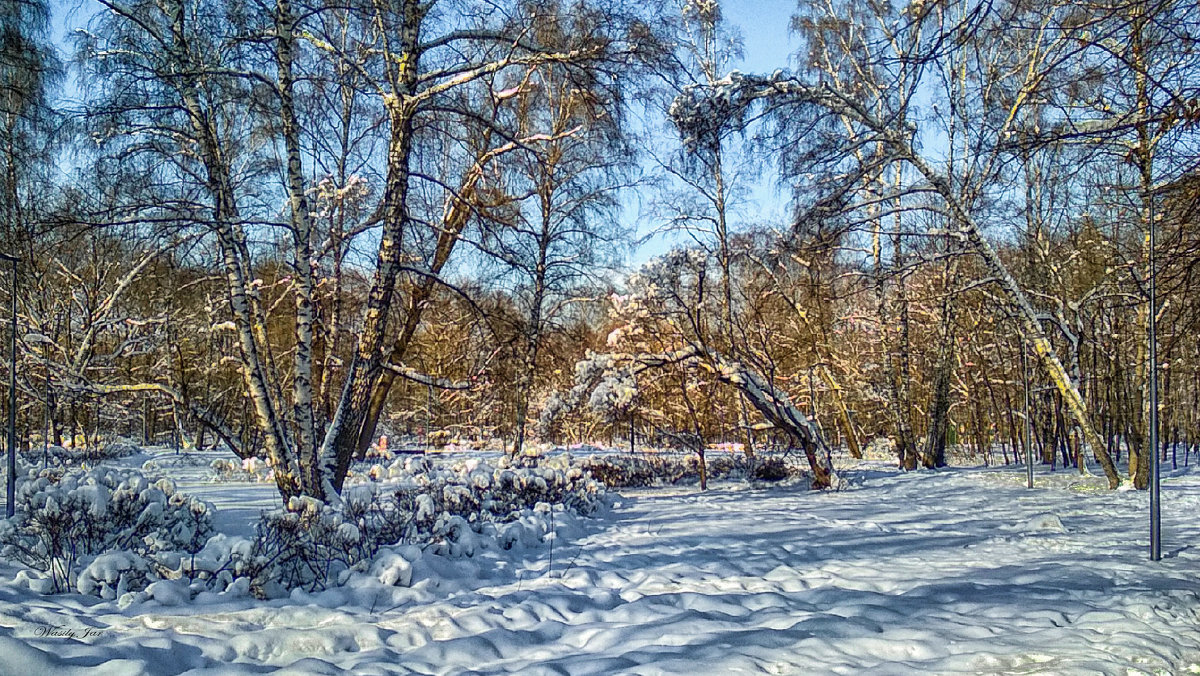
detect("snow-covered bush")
[237,456,607,593]
[141,452,216,474]
[2,456,606,600]
[172,534,271,602]
[704,453,797,481]
[580,453,801,488]
[579,454,665,487]
[384,454,607,518]
[247,492,382,593]
[0,467,213,595]
[93,438,142,461]
[77,551,153,598]
[150,491,414,600]
[748,456,792,481]
[21,439,141,466]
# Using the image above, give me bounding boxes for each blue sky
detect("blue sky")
[722,0,799,73]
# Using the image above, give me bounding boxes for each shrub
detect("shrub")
[21,439,141,467]
[237,456,607,593]
[750,456,792,481]
[2,457,608,600]
[580,454,676,487]
[0,467,213,595]
[580,452,802,488]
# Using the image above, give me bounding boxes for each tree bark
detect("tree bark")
[321,0,424,494]
[275,0,319,496]
[168,0,300,497]
[352,132,507,460]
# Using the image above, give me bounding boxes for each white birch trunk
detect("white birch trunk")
[167,1,299,496]
[275,0,319,497]
[319,0,424,492]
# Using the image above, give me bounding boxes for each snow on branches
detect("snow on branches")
[0,467,214,595]
[540,252,839,488]
[669,70,812,151]
[543,343,839,488]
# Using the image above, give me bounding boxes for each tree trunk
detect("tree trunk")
[352,130,499,461]
[275,0,319,496]
[321,0,425,494]
[707,353,837,488]
[872,194,917,470]
[818,366,861,459]
[168,2,300,497]
[1131,5,1154,490]
[512,185,553,458]
[923,257,960,468]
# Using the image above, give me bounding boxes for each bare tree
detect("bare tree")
[670,0,1127,487]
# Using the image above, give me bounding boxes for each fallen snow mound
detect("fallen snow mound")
[1016,512,1069,533]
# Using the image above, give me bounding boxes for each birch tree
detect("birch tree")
[323,0,664,483]
[570,250,839,488]
[79,0,662,501]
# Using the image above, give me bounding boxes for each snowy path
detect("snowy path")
[2,462,1200,674]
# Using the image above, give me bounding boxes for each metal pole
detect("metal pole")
[1148,189,1161,561]
[42,371,49,469]
[1023,341,1033,489]
[3,254,16,518]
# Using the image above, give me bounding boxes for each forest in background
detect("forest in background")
[2,0,1198,499]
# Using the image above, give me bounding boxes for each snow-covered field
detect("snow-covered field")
[2,446,1199,675]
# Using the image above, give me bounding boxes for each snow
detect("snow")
[1,446,1199,674]
[1012,512,1068,533]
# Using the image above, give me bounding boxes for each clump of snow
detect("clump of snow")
[1016,513,1068,533]
[176,533,272,601]
[369,547,417,587]
[0,466,214,594]
[77,551,151,599]
[144,578,191,606]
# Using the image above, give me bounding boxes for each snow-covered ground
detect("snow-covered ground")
[2,447,1199,674]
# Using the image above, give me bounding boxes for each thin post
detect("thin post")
[42,353,48,468]
[3,254,16,518]
[1023,340,1033,489]
[1148,189,1161,561]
